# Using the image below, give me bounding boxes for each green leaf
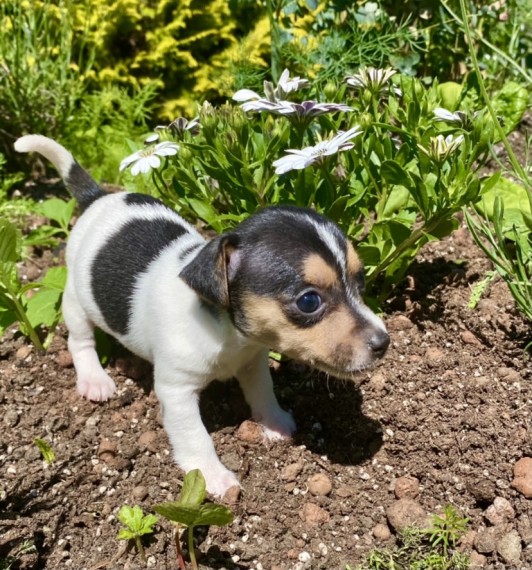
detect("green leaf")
[478,176,532,232]
[492,82,529,132]
[382,186,412,217]
[426,217,459,240]
[36,198,76,232]
[153,501,234,528]
[194,503,234,527]
[117,505,158,539]
[327,195,348,222]
[179,469,206,507]
[153,502,202,526]
[0,219,19,263]
[34,437,55,464]
[438,82,463,111]
[381,160,412,188]
[26,288,63,328]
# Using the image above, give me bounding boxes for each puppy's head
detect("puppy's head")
[180,206,389,378]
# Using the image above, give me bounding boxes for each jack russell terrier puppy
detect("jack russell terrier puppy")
[15,135,390,497]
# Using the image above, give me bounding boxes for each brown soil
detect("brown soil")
[2,159,532,570]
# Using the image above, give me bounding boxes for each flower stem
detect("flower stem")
[135,536,146,564]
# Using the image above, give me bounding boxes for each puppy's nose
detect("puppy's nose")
[369,329,390,358]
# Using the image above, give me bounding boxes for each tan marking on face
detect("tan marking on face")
[346,241,363,276]
[302,253,339,288]
[240,294,376,375]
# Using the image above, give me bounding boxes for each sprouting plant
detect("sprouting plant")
[353,505,470,570]
[467,271,497,310]
[153,469,234,570]
[427,505,470,559]
[116,505,158,564]
[34,438,56,465]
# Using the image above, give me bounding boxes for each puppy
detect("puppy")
[15,135,390,497]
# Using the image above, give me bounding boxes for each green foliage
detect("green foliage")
[153,469,234,570]
[0,216,66,349]
[122,67,525,298]
[352,505,470,570]
[67,0,264,118]
[117,505,158,563]
[34,437,56,465]
[24,198,76,248]
[458,0,532,326]
[467,200,532,322]
[0,0,89,163]
[1,0,156,181]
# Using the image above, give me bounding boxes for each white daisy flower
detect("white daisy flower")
[346,67,401,97]
[434,107,476,129]
[120,141,180,176]
[418,134,464,163]
[276,68,310,98]
[273,126,362,175]
[233,68,310,105]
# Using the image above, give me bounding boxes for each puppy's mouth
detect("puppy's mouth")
[310,359,378,382]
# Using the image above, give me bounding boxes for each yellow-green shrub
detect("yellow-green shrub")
[71,0,270,117]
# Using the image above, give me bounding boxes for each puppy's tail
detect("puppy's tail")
[15,134,105,211]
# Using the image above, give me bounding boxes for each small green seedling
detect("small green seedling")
[154,469,234,570]
[34,437,55,465]
[116,505,158,563]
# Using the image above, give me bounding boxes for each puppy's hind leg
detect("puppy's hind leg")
[237,351,296,441]
[62,286,116,401]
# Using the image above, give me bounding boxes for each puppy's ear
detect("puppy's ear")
[179,234,240,307]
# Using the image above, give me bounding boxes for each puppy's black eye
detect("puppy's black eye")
[296,291,322,314]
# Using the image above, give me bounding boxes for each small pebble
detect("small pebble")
[16,345,32,361]
[132,486,148,501]
[394,475,419,499]
[469,551,487,568]
[474,525,503,554]
[299,503,330,525]
[512,457,532,498]
[236,420,262,443]
[386,499,429,532]
[56,350,73,368]
[387,315,414,331]
[138,431,158,453]
[372,523,391,541]
[460,330,480,345]
[496,529,522,565]
[307,473,332,497]
[484,497,515,525]
[281,462,304,482]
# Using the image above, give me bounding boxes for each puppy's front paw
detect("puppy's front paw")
[259,408,296,442]
[77,373,116,402]
[202,467,241,499]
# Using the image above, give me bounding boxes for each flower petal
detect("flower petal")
[232,89,261,102]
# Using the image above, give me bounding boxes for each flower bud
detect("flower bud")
[359,112,373,129]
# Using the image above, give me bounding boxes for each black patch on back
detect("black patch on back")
[92,218,188,335]
[66,162,106,212]
[124,193,174,211]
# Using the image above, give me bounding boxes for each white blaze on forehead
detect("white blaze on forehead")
[303,215,346,271]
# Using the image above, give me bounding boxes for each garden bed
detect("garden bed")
[1,215,531,570]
